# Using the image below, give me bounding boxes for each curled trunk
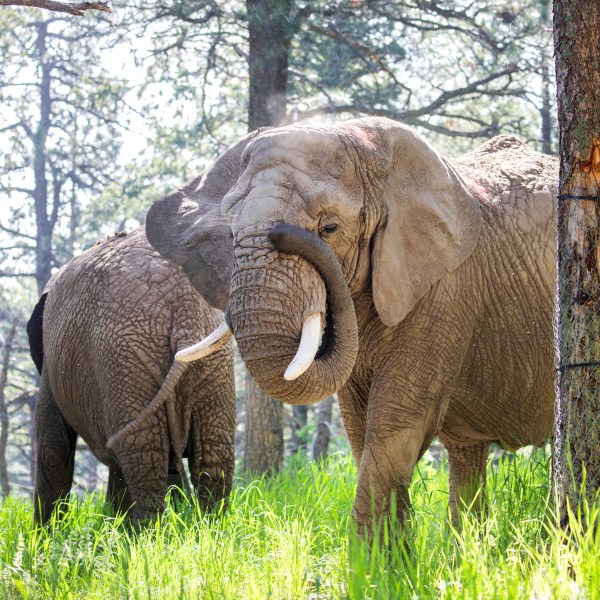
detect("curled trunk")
[229,224,358,404]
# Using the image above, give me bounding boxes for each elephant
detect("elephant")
[27,211,247,521]
[146,117,558,533]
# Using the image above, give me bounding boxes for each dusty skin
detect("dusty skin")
[147,117,558,533]
[28,228,236,524]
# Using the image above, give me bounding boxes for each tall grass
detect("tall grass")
[0,451,598,599]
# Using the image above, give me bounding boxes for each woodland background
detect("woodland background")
[0,0,555,499]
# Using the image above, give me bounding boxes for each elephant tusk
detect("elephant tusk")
[284,313,323,381]
[175,322,233,362]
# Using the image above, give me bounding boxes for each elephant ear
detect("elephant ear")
[146,130,266,310]
[371,122,482,326]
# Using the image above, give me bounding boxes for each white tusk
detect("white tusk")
[284,313,322,381]
[175,322,233,363]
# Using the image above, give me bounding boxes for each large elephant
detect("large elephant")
[27,228,235,523]
[146,118,558,532]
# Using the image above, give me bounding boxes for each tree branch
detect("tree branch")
[0,0,111,16]
[0,224,36,240]
[289,103,497,138]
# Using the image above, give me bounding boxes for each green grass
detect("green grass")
[0,451,598,599]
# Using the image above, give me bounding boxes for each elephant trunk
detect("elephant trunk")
[229,223,358,405]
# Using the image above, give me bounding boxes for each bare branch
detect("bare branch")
[0,271,37,278]
[290,103,496,138]
[0,0,111,16]
[0,224,36,240]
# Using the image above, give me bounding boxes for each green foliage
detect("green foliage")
[0,452,598,599]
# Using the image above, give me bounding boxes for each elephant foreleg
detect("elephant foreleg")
[353,380,448,537]
[34,381,77,524]
[338,383,368,466]
[440,437,490,522]
[353,428,421,536]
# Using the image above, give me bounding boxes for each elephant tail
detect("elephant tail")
[105,360,189,450]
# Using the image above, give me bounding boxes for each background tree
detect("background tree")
[553,0,600,523]
[0,316,18,498]
[0,9,128,293]
[242,0,293,474]
[0,7,128,491]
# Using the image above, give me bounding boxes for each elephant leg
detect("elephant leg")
[110,417,170,523]
[353,429,420,536]
[187,370,236,511]
[34,380,77,524]
[352,384,448,537]
[106,465,133,514]
[440,437,490,522]
[338,383,368,465]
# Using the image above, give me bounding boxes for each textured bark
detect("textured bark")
[0,1,110,15]
[246,0,294,130]
[0,317,18,498]
[244,370,283,475]
[311,396,334,462]
[553,0,600,523]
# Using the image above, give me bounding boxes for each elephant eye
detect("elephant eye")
[320,222,339,235]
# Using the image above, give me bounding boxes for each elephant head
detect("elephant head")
[146,118,481,404]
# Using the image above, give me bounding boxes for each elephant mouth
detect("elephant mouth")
[315,301,333,360]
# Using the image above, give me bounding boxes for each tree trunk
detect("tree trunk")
[289,405,309,455]
[243,370,284,475]
[0,317,18,498]
[27,390,37,486]
[553,0,600,524]
[540,59,553,155]
[311,396,334,462]
[246,0,293,130]
[33,22,55,295]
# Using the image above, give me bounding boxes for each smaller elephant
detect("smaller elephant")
[27,227,236,524]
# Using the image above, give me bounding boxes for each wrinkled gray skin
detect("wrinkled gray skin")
[27,228,236,524]
[146,117,558,533]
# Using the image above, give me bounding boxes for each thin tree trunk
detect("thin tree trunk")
[27,390,37,486]
[540,59,553,155]
[553,0,600,524]
[289,405,309,455]
[0,317,18,498]
[311,396,334,462]
[33,22,55,295]
[539,0,553,156]
[243,370,283,475]
[246,0,293,130]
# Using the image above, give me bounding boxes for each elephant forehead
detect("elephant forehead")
[230,164,367,231]
[248,128,355,178]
